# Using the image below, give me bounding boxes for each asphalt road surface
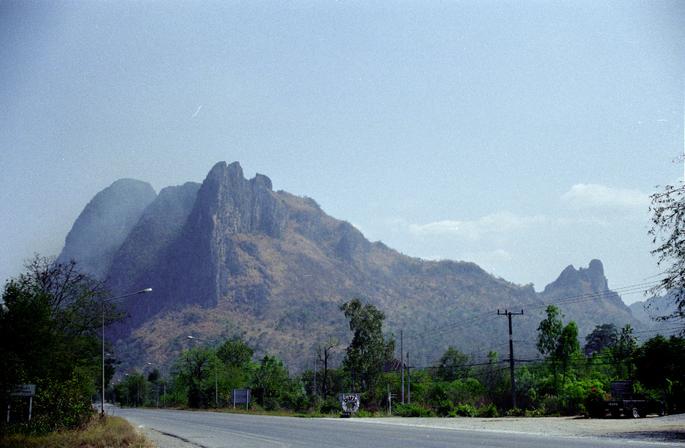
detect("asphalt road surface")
[115,407,682,448]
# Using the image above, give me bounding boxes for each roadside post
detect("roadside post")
[8,384,36,423]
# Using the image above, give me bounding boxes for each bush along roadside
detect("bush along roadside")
[0,416,153,448]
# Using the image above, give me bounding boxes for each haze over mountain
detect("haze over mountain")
[59,162,646,372]
[57,179,157,278]
[629,291,684,337]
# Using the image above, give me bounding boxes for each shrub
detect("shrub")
[320,397,341,414]
[504,407,524,417]
[393,403,432,417]
[477,403,499,418]
[561,379,604,416]
[453,403,477,417]
[540,395,561,416]
[524,408,546,417]
[434,400,454,417]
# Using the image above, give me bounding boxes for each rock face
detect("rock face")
[106,182,201,307]
[59,162,645,372]
[58,179,156,278]
[540,259,635,337]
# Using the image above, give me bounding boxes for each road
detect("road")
[114,407,682,448]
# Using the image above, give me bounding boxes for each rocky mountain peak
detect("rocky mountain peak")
[58,178,156,278]
[194,161,285,237]
[544,259,608,294]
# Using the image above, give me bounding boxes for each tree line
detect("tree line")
[112,301,685,418]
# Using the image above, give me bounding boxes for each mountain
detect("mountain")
[58,162,645,372]
[629,291,683,338]
[58,179,157,278]
[540,259,636,337]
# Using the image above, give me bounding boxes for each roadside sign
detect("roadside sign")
[339,393,360,414]
[10,384,36,397]
[232,389,250,409]
[7,384,36,423]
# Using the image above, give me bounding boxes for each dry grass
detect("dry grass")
[1,416,154,448]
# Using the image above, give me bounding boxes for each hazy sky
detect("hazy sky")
[1,1,683,304]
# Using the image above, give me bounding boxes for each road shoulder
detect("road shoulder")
[329,414,685,444]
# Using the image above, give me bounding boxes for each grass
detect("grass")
[0,416,154,448]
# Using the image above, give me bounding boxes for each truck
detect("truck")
[589,380,665,418]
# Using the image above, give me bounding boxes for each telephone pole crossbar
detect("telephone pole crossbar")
[497,309,524,409]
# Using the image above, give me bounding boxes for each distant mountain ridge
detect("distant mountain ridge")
[59,161,645,372]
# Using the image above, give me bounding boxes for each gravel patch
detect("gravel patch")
[136,425,202,448]
[340,414,685,443]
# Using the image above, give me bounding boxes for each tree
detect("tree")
[634,335,685,411]
[536,305,563,358]
[340,299,395,402]
[436,346,470,382]
[174,347,214,408]
[536,306,580,389]
[649,183,685,319]
[0,256,116,432]
[611,324,638,378]
[217,338,253,369]
[251,355,290,410]
[118,372,148,407]
[584,323,618,357]
[555,321,580,384]
[147,368,160,384]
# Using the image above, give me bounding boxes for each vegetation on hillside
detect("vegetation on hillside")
[114,300,685,417]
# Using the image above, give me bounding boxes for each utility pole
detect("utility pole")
[400,330,404,404]
[407,352,411,404]
[312,357,317,398]
[497,309,524,409]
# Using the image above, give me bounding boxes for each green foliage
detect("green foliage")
[453,403,477,417]
[217,338,253,369]
[319,397,341,414]
[340,299,395,403]
[556,321,580,382]
[475,351,507,405]
[172,347,215,408]
[251,355,290,410]
[537,305,563,357]
[477,403,499,417]
[584,324,618,356]
[0,256,114,434]
[114,372,148,407]
[435,347,470,382]
[635,335,685,412]
[559,378,602,415]
[611,324,637,378]
[393,402,432,417]
[505,407,524,417]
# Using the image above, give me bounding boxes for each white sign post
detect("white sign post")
[8,384,36,423]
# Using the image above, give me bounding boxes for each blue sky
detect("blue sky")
[1,1,683,303]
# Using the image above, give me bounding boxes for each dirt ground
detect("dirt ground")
[353,414,685,443]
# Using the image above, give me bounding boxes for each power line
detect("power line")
[414,279,662,341]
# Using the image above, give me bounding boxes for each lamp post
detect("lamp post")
[146,362,161,407]
[100,288,152,416]
[187,335,219,407]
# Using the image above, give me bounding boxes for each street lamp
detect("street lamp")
[187,335,219,407]
[100,288,152,416]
